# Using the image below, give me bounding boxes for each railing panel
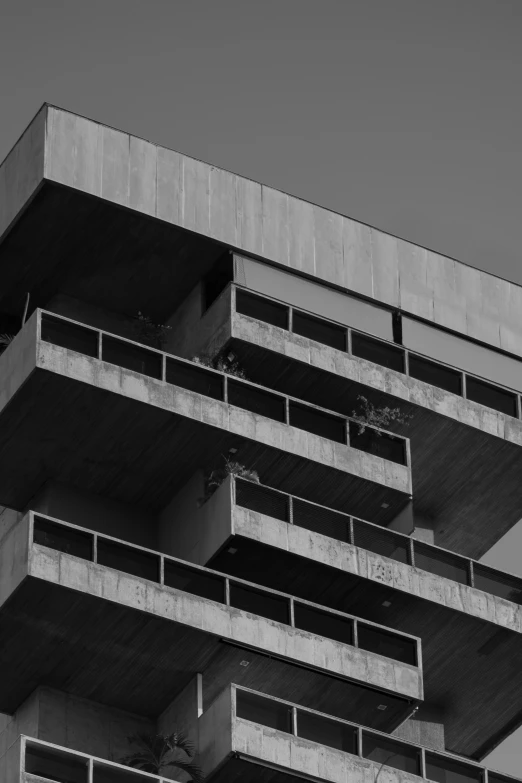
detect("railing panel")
[93,761,155,782]
[292,310,347,352]
[236,289,289,329]
[349,421,407,466]
[292,498,351,542]
[409,354,463,396]
[235,477,289,522]
[97,539,161,583]
[165,358,224,400]
[357,623,417,667]
[228,379,286,422]
[351,332,406,373]
[294,602,354,646]
[352,518,410,564]
[414,542,469,586]
[25,742,89,783]
[41,313,98,358]
[289,401,346,444]
[473,564,522,605]
[163,560,226,603]
[425,751,484,783]
[466,376,518,418]
[102,336,162,380]
[296,708,358,754]
[362,732,421,775]
[34,516,94,561]
[236,688,293,732]
[229,582,290,624]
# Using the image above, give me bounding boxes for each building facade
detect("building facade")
[0,104,521,782]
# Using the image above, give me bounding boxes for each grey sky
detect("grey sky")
[1,0,521,774]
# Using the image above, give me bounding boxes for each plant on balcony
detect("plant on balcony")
[121,730,204,782]
[198,456,260,507]
[352,394,413,436]
[133,312,172,348]
[193,350,248,380]
[0,333,15,355]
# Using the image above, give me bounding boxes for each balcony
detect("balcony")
[0,510,422,727]
[199,684,517,783]
[176,282,522,559]
[2,734,178,783]
[0,310,410,524]
[174,474,522,761]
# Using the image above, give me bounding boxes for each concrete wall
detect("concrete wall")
[30,480,157,550]
[0,687,153,764]
[45,294,140,343]
[393,705,445,752]
[0,507,22,546]
[0,514,29,608]
[0,309,38,416]
[164,282,232,361]
[198,686,232,778]
[158,676,201,782]
[159,472,232,564]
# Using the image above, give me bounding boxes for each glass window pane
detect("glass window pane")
[292,498,351,542]
[293,311,347,352]
[94,761,157,783]
[352,332,405,373]
[473,565,522,605]
[363,733,421,775]
[230,582,290,624]
[297,709,357,754]
[41,314,98,358]
[164,561,225,602]
[352,519,410,564]
[357,623,417,666]
[228,380,286,422]
[409,354,463,396]
[236,689,292,733]
[34,517,94,561]
[349,421,407,465]
[235,478,289,522]
[466,376,517,418]
[97,539,160,583]
[289,402,346,443]
[25,743,88,783]
[414,543,469,585]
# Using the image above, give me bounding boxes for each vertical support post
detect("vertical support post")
[197,672,204,718]
[404,349,410,377]
[289,597,295,628]
[419,747,427,779]
[353,619,358,649]
[285,397,290,425]
[161,353,167,382]
[357,727,364,757]
[97,331,103,361]
[92,534,98,565]
[225,577,231,606]
[223,374,228,404]
[468,559,475,588]
[291,706,298,736]
[88,757,94,783]
[348,517,355,546]
[408,538,415,568]
[288,306,293,333]
[461,373,467,400]
[288,494,294,525]
[159,555,165,586]
[346,419,350,447]
[347,328,352,355]
[517,395,522,421]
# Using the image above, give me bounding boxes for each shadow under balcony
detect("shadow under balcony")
[0,511,422,730]
[178,283,522,560]
[0,310,411,524]
[175,474,522,762]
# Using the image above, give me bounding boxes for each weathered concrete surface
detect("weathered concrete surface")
[0,309,39,416]
[0,734,21,783]
[34,335,411,495]
[0,514,30,608]
[24,541,421,700]
[199,685,422,783]
[234,506,522,632]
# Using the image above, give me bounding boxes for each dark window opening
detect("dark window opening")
[293,311,347,352]
[414,543,469,585]
[292,498,351,543]
[34,517,94,561]
[97,539,160,583]
[392,312,403,345]
[229,582,290,624]
[473,564,522,605]
[363,733,421,775]
[409,354,463,396]
[294,602,354,646]
[289,401,346,443]
[102,336,162,379]
[357,623,417,666]
[236,689,292,733]
[352,332,405,373]
[166,358,224,400]
[41,314,99,358]
[203,253,234,311]
[164,561,225,603]
[228,379,286,422]
[297,710,358,754]
[235,478,289,522]
[466,376,518,418]
[425,751,484,783]
[25,744,88,783]
[352,519,410,564]
[349,421,407,465]
[93,761,156,783]
[236,289,289,330]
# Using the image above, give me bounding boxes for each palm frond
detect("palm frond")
[164,757,205,783]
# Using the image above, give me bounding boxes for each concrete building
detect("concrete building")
[0,104,521,783]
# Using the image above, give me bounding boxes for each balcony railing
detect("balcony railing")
[21,735,178,783]
[233,285,522,420]
[29,511,420,667]
[231,685,517,783]
[233,476,522,606]
[37,310,410,467]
